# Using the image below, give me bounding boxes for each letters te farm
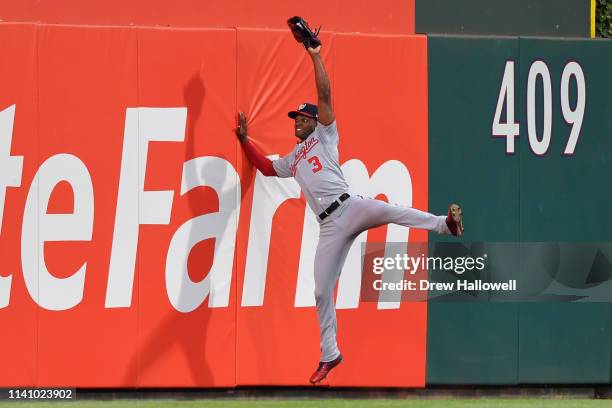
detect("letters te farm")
[0,105,413,312]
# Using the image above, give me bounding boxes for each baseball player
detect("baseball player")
[235,42,463,385]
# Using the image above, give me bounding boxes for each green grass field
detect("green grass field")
[0,400,611,408]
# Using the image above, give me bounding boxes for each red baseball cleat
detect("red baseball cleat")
[446,204,464,237]
[309,354,343,384]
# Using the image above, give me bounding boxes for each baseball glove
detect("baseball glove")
[287,16,321,49]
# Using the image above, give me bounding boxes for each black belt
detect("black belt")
[319,193,350,221]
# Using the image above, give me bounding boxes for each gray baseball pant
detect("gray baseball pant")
[314,195,450,362]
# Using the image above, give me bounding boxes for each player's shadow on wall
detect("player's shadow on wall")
[124,71,225,386]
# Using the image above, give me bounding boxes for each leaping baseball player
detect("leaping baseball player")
[235,17,464,385]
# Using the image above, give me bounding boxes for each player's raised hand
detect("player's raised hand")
[235,112,248,143]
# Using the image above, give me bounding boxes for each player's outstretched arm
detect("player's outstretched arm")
[235,112,278,177]
[307,46,335,126]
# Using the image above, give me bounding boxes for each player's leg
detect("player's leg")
[342,195,460,236]
[313,227,354,364]
[310,234,352,384]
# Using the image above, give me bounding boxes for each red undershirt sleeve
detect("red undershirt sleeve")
[240,139,278,177]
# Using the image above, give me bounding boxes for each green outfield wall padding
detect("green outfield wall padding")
[518,303,612,383]
[427,36,520,385]
[517,38,612,384]
[427,36,612,385]
[426,303,519,384]
[416,0,590,37]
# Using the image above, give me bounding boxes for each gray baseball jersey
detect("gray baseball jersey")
[272,119,452,364]
[272,121,349,217]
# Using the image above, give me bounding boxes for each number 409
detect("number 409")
[492,60,585,155]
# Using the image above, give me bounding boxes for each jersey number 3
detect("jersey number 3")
[307,156,323,173]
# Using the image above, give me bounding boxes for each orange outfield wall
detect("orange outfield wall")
[0,22,427,387]
[0,0,414,34]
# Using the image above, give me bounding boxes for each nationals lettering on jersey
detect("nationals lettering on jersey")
[273,121,350,218]
[289,137,320,176]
